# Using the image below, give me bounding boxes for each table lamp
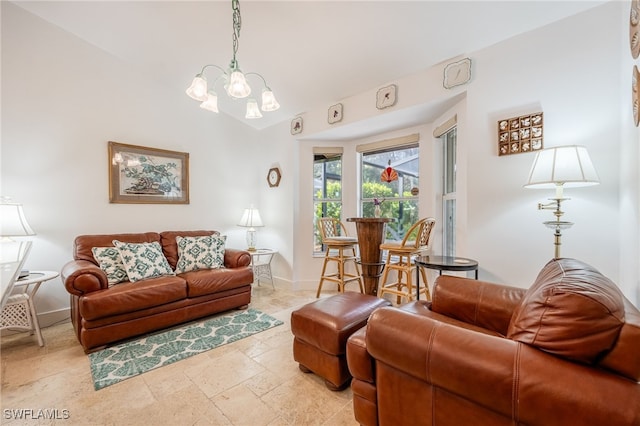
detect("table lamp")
[238,205,263,251]
[524,145,599,258]
[1,197,36,277]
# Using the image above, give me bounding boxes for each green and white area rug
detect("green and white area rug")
[88,308,283,390]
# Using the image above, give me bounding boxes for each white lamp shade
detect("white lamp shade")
[199,91,219,113]
[261,89,280,112]
[185,75,208,101]
[227,70,251,99]
[0,203,36,237]
[524,145,600,189]
[245,99,263,119]
[238,207,264,228]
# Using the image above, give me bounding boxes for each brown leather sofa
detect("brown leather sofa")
[61,230,253,353]
[347,258,640,426]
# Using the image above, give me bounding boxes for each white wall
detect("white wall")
[1,3,262,322]
[465,2,624,286]
[277,2,639,304]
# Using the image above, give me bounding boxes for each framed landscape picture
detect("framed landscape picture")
[108,141,189,204]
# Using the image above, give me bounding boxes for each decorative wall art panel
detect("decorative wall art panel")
[108,141,189,204]
[497,112,543,156]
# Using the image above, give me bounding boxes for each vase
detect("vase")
[374,205,381,218]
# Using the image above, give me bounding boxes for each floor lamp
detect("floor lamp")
[524,146,599,259]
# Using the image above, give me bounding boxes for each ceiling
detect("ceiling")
[12,1,609,133]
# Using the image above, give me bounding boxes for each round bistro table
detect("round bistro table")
[414,255,479,300]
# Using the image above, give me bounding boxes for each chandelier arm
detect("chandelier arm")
[244,72,270,89]
[199,64,227,76]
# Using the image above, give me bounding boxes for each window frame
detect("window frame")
[313,151,344,253]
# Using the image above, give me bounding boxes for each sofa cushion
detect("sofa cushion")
[507,258,625,364]
[79,275,187,320]
[113,240,175,282]
[175,235,226,273]
[182,267,254,297]
[160,230,219,270]
[91,247,129,286]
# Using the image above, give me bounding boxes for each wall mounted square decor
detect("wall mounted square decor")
[291,117,303,135]
[497,112,543,156]
[328,103,343,124]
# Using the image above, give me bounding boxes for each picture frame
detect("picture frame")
[328,103,343,124]
[108,141,189,204]
[291,117,303,135]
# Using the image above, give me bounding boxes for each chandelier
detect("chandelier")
[185,0,280,119]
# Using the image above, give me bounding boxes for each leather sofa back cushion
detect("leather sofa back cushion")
[507,258,625,364]
[75,232,161,264]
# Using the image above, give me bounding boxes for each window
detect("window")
[360,145,419,240]
[313,151,343,253]
[442,127,456,256]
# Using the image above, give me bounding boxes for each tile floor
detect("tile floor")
[1,283,359,425]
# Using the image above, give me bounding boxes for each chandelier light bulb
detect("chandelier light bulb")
[227,70,251,98]
[245,99,263,119]
[199,91,219,113]
[261,89,280,112]
[185,75,208,101]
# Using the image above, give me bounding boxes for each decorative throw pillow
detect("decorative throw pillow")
[91,247,129,286]
[175,235,226,274]
[112,240,175,282]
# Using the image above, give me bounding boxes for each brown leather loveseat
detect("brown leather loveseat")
[61,230,253,353]
[347,258,640,425]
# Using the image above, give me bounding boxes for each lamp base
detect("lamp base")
[538,198,574,259]
[246,228,257,252]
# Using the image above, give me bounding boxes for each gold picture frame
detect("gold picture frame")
[108,141,189,204]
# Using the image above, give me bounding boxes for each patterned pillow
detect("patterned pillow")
[175,235,226,274]
[91,247,129,286]
[112,240,175,282]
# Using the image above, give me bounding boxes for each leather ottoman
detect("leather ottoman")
[291,292,391,390]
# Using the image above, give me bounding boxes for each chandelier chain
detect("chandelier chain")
[231,0,241,67]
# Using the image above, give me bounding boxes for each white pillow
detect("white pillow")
[175,235,226,274]
[112,240,175,282]
[92,247,129,286]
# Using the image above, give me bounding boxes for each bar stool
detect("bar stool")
[378,217,435,304]
[316,218,364,298]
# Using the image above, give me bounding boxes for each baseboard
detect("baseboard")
[39,308,71,328]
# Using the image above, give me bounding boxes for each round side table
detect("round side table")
[0,270,58,346]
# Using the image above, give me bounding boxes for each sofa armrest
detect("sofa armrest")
[432,275,526,335]
[347,327,374,383]
[366,307,640,425]
[367,307,518,416]
[61,260,109,296]
[224,248,251,268]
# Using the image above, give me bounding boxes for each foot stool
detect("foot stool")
[291,292,391,390]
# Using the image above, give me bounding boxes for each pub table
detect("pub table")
[347,217,394,295]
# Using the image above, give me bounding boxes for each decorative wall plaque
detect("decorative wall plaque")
[497,112,543,156]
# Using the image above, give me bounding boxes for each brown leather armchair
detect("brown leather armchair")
[347,258,640,426]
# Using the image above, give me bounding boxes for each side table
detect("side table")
[0,270,58,346]
[414,256,479,301]
[249,249,277,289]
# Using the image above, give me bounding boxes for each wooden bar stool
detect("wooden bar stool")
[378,217,435,304]
[316,218,364,297]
